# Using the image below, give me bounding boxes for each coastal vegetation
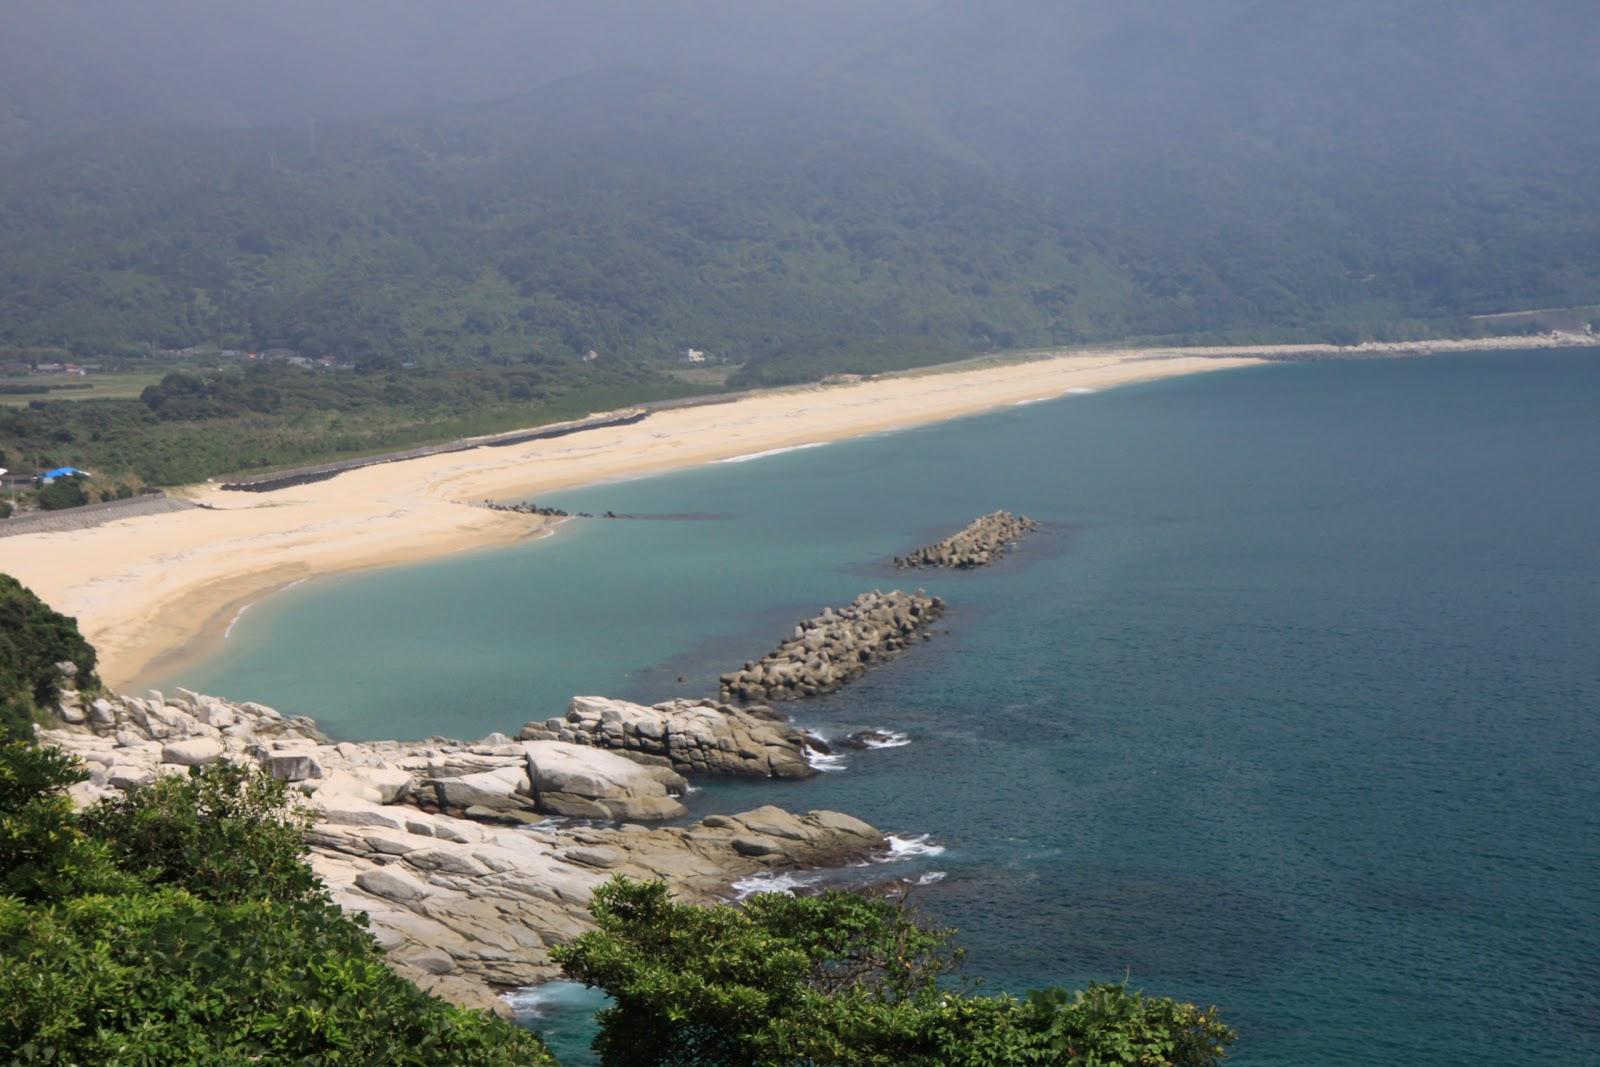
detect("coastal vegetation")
[555,877,1235,1066]
[0,574,98,740]
[0,358,701,485]
[0,745,556,1065]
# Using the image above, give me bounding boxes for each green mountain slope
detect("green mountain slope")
[1,1,1596,382]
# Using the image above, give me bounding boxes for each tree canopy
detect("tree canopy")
[0,742,556,1065]
[554,877,1235,1066]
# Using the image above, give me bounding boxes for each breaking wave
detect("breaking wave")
[717,442,828,464]
[729,870,826,899]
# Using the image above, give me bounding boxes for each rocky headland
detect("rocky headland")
[718,589,945,703]
[37,672,885,1014]
[518,694,820,779]
[894,510,1040,569]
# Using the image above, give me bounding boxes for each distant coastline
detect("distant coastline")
[3,332,1593,690]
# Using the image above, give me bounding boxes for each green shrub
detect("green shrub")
[0,728,554,1065]
[35,477,88,510]
[0,889,552,1065]
[554,878,1235,1067]
[82,763,323,906]
[0,739,131,903]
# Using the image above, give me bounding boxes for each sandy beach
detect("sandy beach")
[1,333,1590,688]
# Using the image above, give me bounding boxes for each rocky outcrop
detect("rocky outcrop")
[309,800,881,1010]
[718,590,945,703]
[895,510,1039,569]
[524,741,688,820]
[518,695,818,779]
[49,686,685,825]
[36,682,888,1014]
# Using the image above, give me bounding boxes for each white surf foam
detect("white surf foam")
[222,601,253,639]
[806,749,849,772]
[877,833,947,862]
[730,870,825,899]
[912,871,947,886]
[859,731,911,749]
[502,980,599,1018]
[1012,386,1096,407]
[223,577,309,639]
[716,442,828,464]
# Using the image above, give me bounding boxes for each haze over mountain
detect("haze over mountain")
[3,1,1597,375]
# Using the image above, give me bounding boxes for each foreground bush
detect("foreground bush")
[82,761,322,906]
[0,741,554,1066]
[554,878,1235,1067]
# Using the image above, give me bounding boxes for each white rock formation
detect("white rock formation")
[520,695,818,779]
[36,679,886,1013]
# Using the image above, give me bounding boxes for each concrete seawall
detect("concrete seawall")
[0,493,197,538]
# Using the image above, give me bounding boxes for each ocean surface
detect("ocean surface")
[169,349,1600,1066]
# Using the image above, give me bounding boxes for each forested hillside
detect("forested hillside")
[1,1,1597,382]
[6,0,1593,377]
[0,70,1076,367]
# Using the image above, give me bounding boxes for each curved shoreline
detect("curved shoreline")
[3,335,1589,690]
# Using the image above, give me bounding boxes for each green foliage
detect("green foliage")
[732,337,972,388]
[0,655,555,1066]
[0,573,97,739]
[0,740,131,903]
[6,34,1596,382]
[34,476,89,510]
[0,358,703,484]
[0,888,553,1065]
[555,877,1234,1067]
[1009,985,1235,1067]
[82,763,323,906]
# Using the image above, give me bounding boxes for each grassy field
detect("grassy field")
[0,372,164,406]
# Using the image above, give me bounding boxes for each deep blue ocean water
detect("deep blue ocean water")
[169,349,1600,1065]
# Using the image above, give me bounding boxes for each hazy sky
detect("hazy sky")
[4,0,1596,153]
[0,0,940,143]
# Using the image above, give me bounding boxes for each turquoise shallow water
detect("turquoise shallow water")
[171,349,1600,1065]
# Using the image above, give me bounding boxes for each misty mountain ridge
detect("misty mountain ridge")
[1,1,1597,374]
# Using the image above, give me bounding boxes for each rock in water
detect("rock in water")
[520,695,818,778]
[894,510,1040,569]
[717,589,945,703]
